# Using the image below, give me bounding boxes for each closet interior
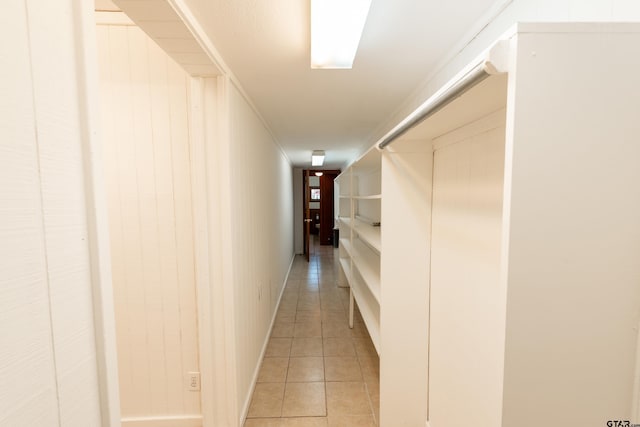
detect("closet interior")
[337,22,640,427]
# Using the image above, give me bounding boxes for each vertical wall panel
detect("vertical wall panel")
[96,23,201,423]
[429,113,507,427]
[0,1,60,426]
[227,83,295,421]
[1,1,103,426]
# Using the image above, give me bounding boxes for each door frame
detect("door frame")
[90,9,233,427]
[302,169,341,257]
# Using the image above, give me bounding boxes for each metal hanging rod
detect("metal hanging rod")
[377,62,492,150]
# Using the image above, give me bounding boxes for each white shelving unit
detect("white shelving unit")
[377,22,640,427]
[335,147,382,353]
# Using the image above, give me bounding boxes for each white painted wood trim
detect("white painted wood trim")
[75,2,121,425]
[202,76,240,426]
[239,255,296,426]
[216,75,242,426]
[189,77,215,427]
[121,414,202,427]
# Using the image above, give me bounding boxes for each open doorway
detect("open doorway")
[303,169,340,259]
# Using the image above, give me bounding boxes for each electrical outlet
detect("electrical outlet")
[186,371,200,391]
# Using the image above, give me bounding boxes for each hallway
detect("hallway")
[244,237,380,427]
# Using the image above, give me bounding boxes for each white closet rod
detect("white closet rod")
[377,62,491,150]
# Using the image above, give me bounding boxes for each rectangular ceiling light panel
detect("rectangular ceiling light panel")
[311,0,372,69]
[311,150,325,166]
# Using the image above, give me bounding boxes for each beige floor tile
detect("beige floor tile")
[272,323,295,338]
[300,283,320,292]
[247,238,380,426]
[282,292,299,302]
[324,357,362,381]
[244,418,282,427]
[258,357,289,383]
[282,382,326,417]
[323,338,356,357]
[297,299,321,311]
[322,321,352,338]
[265,338,292,358]
[360,363,380,386]
[299,292,320,302]
[281,417,328,426]
[326,415,376,427]
[365,381,379,419]
[276,310,297,324]
[296,310,321,323]
[325,382,371,416]
[357,351,379,371]
[320,310,346,323]
[350,321,370,338]
[352,338,377,360]
[280,300,299,312]
[247,383,285,418]
[290,337,323,357]
[281,291,299,301]
[299,286,320,294]
[320,299,344,311]
[369,392,380,425]
[293,322,322,338]
[287,357,324,382]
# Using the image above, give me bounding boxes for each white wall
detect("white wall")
[96,23,201,425]
[429,112,507,427]
[373,0,640,147]
[227,82,295,424]
[0,1,106,426]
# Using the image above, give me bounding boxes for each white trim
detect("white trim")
[189,77,215,427]
[74,2,121,426]
[239,255,296,426]
[121,415,202,427]
[208,75,239,425]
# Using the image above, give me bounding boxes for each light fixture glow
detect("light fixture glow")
[310,0,372,69]
[315,172,324,177]
[311,150,325,166]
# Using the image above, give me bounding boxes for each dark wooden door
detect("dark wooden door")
[319,171,339,245]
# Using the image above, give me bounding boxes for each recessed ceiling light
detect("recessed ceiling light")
[315,172,324,176]
[310,0,372,69]
[311,150,325,166]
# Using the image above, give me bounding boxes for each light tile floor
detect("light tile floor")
[244,236,380,427]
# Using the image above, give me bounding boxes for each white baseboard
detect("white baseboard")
[121,415,202,427]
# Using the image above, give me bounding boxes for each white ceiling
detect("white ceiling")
[104,0,501,168]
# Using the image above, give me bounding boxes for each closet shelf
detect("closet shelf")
[353,219,381,253]
[352,194,382,200]
[335,145,382,357]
